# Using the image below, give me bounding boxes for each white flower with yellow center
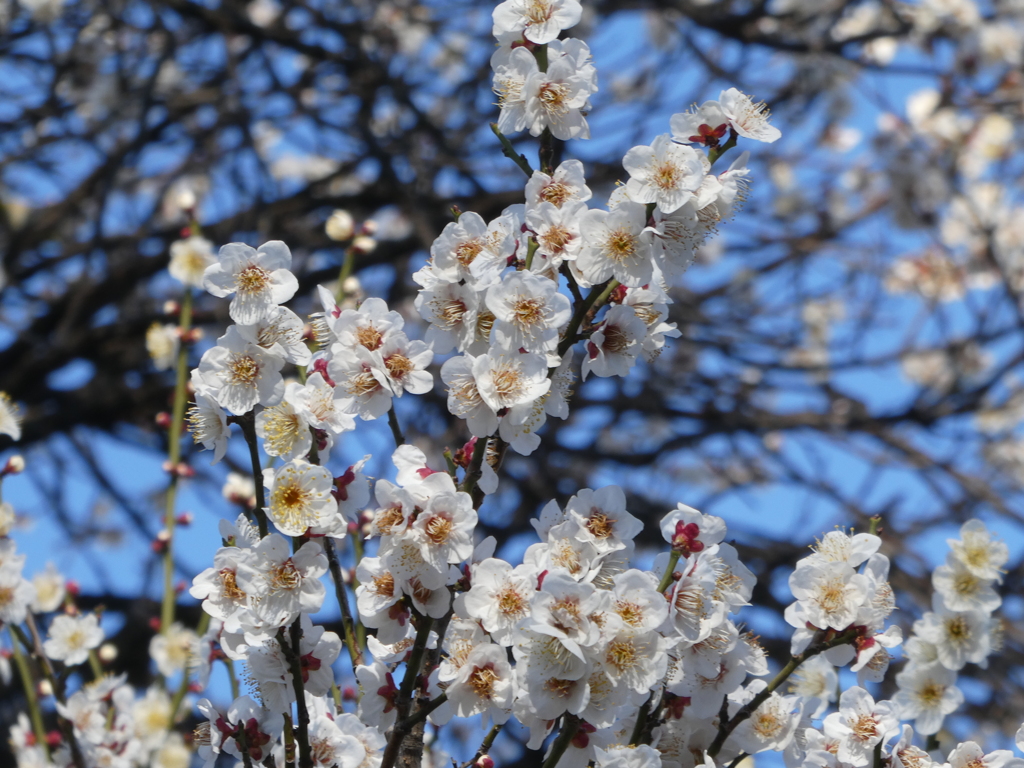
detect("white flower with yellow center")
[578,202,654,287]
[581,304,647,381]
[149,622,200,677]
[235,534,327,628]
[492,0,582,45]
[43,613,104,666]
[295,371,355,439]
[525,159,592,210]
[237,305,312,366]
[262,459,337,537]
[623,134,709,214]
[459,558,534,645]
[430,211,514,289]
[475,350,551,419]
[913,597,992,671]
[932,559,1001,613]
[947,519,1008,582]
[728,679,803,754]
[168,235,216,288]
[441,354,500,438]
[30,562,66,613]
[523,46,593,140]
[410,490,478,571]
[789,561,869,631]
[146,323,179,371]
[822,686,899,767]
[202,240,299,325]
[196,326,285,415]
[255,382,312,460]
[186,374,231,463]
[486,271,572,354]
[892,664,962,736]
[447,643,514,725]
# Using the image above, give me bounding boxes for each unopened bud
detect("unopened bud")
[326,209,355,242]
[176,512,193,526]
[342,685,357,701]
[180,327,203,344]
[477,757,494,768]
[360,219,378,236]
[342,275,362,296]
[149,617,162,632]
[360,510,374,525]
[98,643,118,663]
[45,730,61,747]
[177,189,197,211]
[155,412,172,429]
[347,521,359,535]
[65,580,80,597]
[38,680,53,697]
[361,522,373,538]
[175,580,187,594]
[163,300,180,316]
[351,235,377,255]
[2,455,25,476]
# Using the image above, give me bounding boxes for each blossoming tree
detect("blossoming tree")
[2,0,1024,768]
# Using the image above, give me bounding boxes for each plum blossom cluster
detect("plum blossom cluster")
[410,2,783,457]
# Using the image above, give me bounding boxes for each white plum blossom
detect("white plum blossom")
[577,203,653,287]
[168,235,216,288]
[582,305,648,381]
[526,160,592,209]
[492,0,582,44]
[822,687,899,767]
[486,270,572,353]
[892,664,963,735]
[263,459,338,536]
[947,519,1008,581]
[718,88,782,143]
[196,326,285,415]
[202,241,299,325]
[236,306,312,367]
[446,642,515,724]
[623,134,709,214]
[44,613,104,666]
[234,534,327,628]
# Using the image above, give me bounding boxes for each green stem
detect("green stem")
[87,649,103,680]
[13,621,87,768]
[868,515,883,536]
[9,628,48,759]
[657,550,681,593]
[161,289,193,639]
[708,131,738,167]
[525,236,539,271]
[490,123,534,178]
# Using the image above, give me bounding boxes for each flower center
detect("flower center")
[385,353,414,380]
[538,81,570,116]
[236,265,270,295]
[491,361,526,404]
[606,638,638,672]
[602,228,638,263]
[653,161,683,191]
[270,559,302,591]
[511,296,546,329]
[455,240,484,267]
[540,225,573,251]
[356,325,384,351]
[219,569,246,601]
[372,572,395,598]
[424,514,453,545]
[373,506,406,536]
[227,354,260,386]
[496,584,528,619]
[345,370,382,398]
[433,298,467,329]
[468,664,500,699]
[540,181,572,207]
